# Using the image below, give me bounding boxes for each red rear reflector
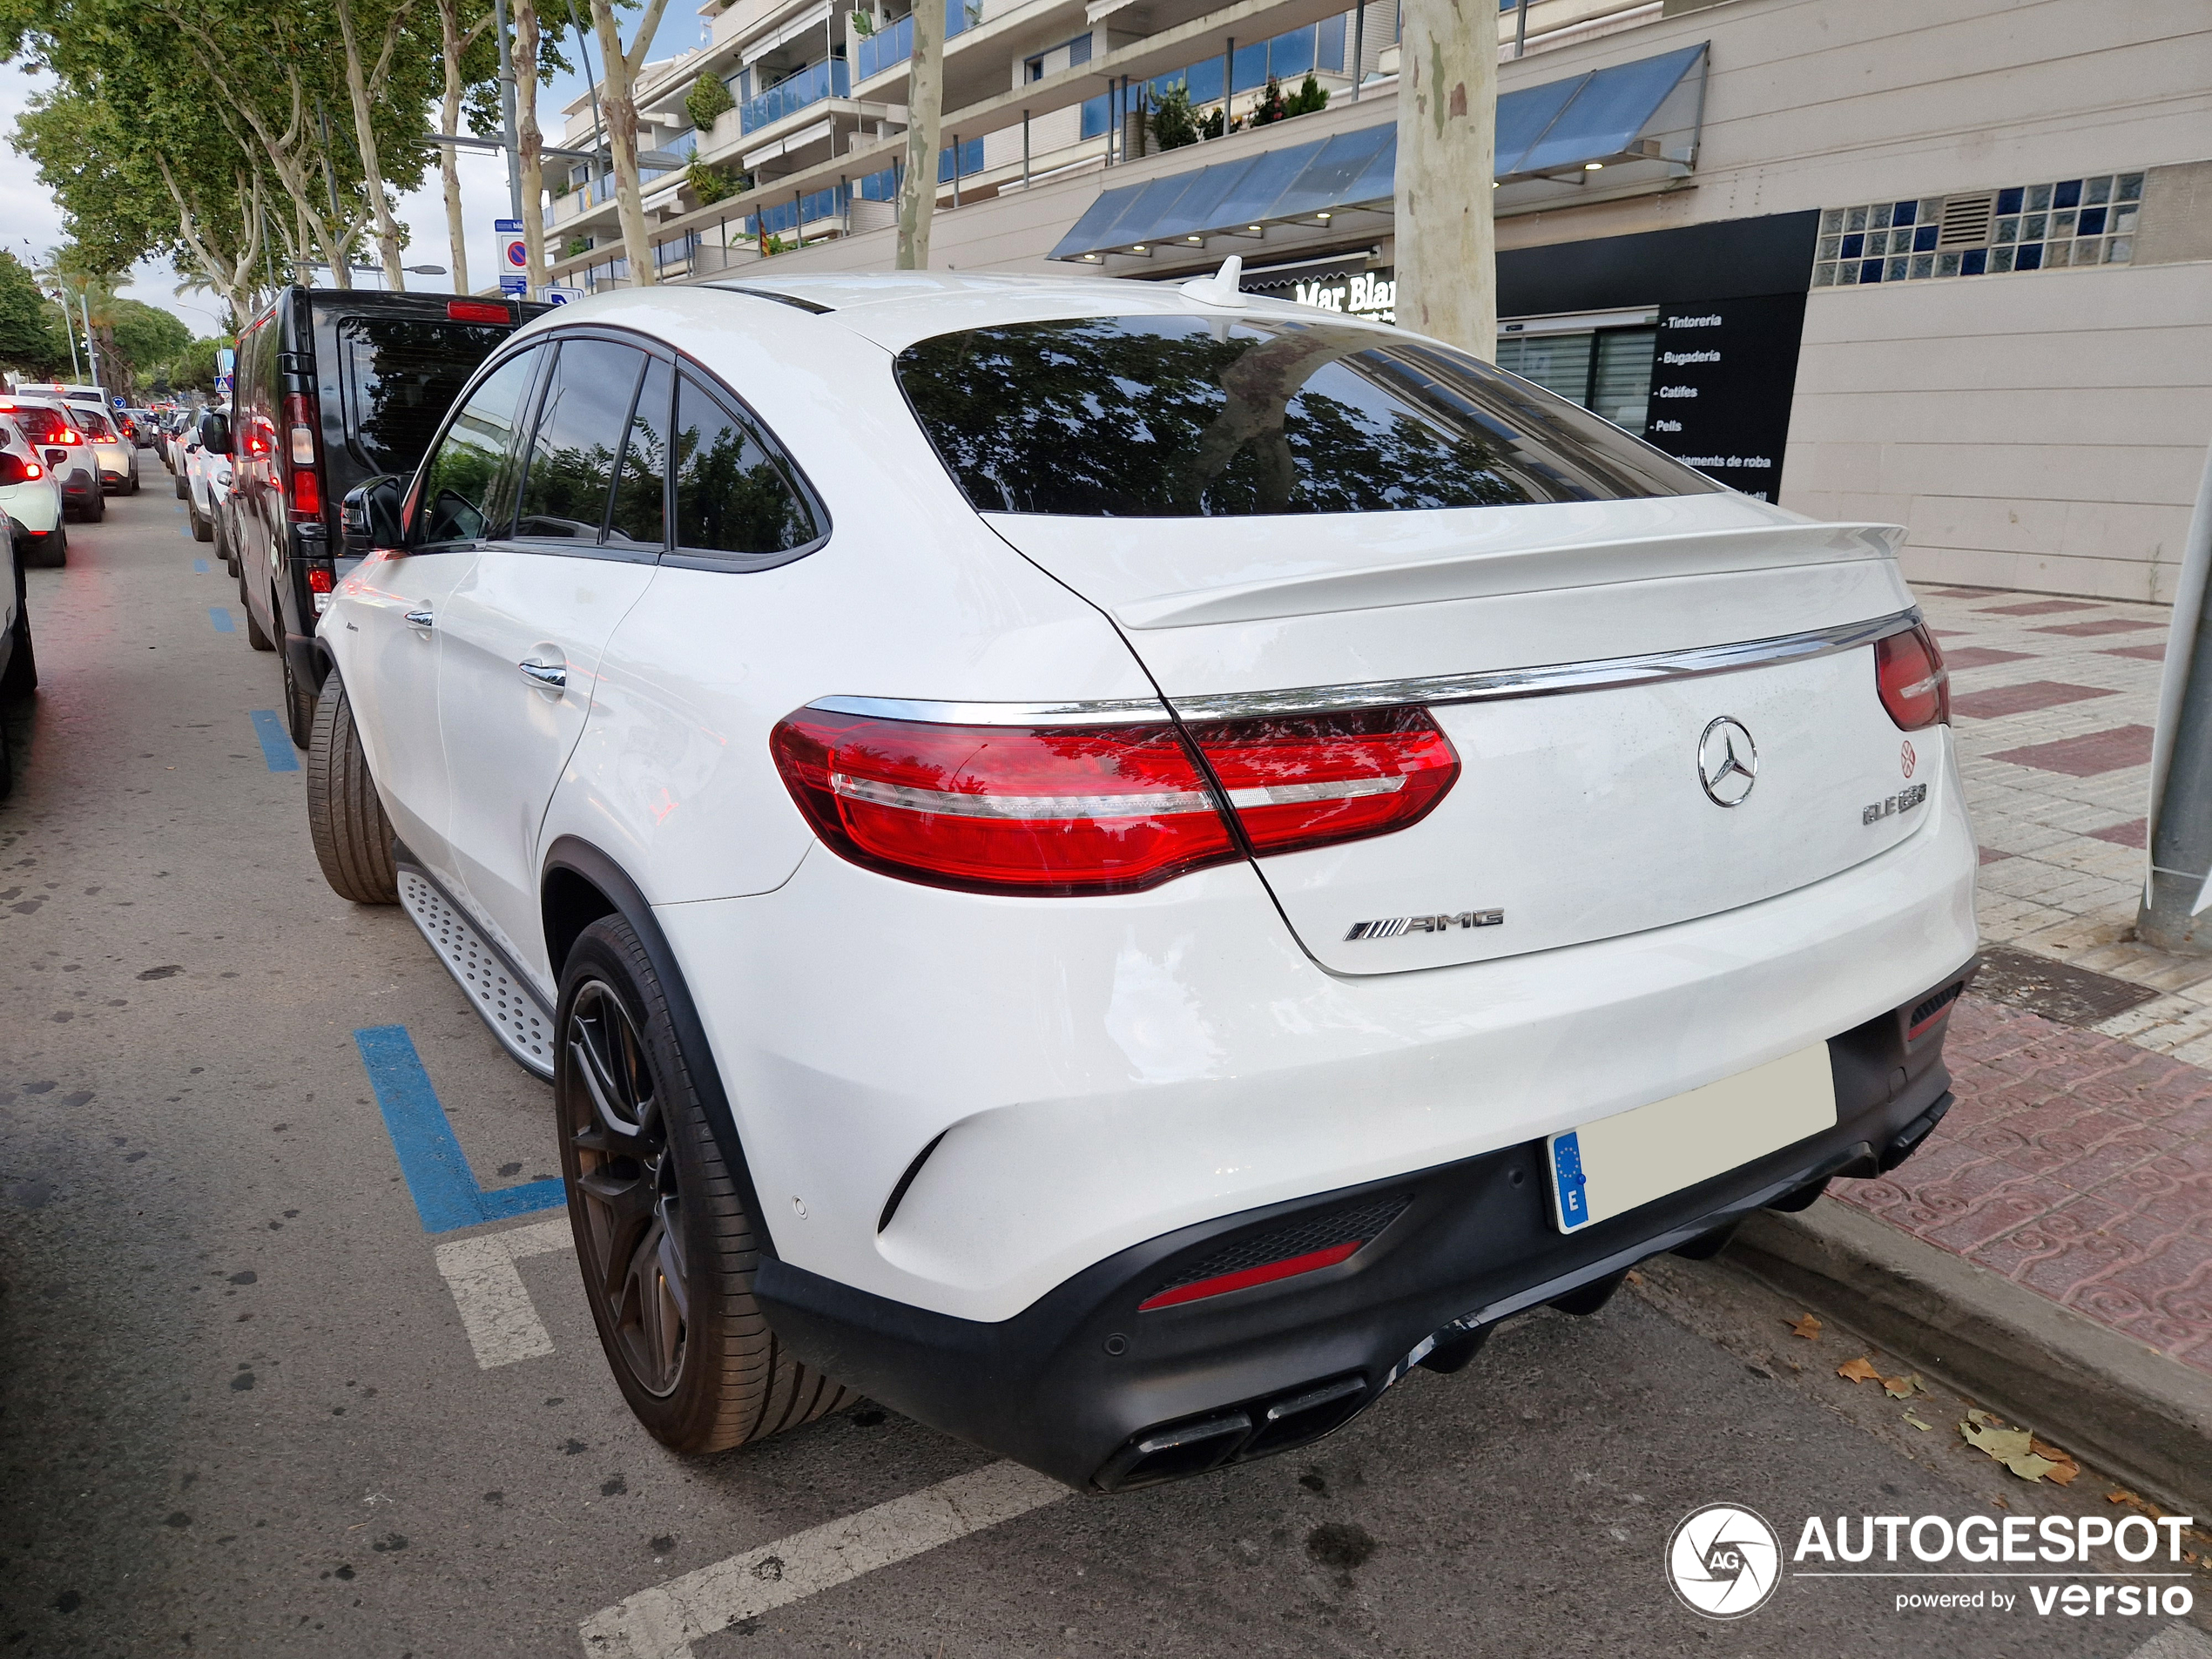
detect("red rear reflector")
[1186,707,1460,856]
[1875,624,1949,731]
[1138,1239,1364,1311]
[307,565,335,594]
[770,712,1238,896]
[448,300,512,323]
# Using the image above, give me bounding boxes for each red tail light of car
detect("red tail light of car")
[21,460,42,480]
[284,393,323,523]
[1875,623,1950,731]
[771,712,1238,896]
[1184,707,1460,856]
[447,300,513,323]
[769,705,1460,896]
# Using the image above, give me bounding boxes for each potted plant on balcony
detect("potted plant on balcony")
[686,71,736,131]
[1150,82,1199,151]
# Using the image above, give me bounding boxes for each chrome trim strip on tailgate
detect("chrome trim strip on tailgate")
[1169,608,1924,722]
[806,610,1921,728]
[806,694,1171,726]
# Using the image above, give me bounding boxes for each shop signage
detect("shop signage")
[1635,293,1809,501]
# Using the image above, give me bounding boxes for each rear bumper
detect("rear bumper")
[759,971,1971,1491]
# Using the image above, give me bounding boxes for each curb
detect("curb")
[1724,1197,2212,1514]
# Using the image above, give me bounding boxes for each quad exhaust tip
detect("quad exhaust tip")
[1093,1373,1370,1492]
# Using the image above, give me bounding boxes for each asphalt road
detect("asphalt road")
[3,482,2208,1658]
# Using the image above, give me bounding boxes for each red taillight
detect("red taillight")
[307,565,335,594]
[56,426,81,445]
[1137,1239,1364,1312]
[770,712,1238,896]
[1186,707,1460,855]
[448,300,513,322]
[769,704,1460,896]
[1875,624,1950,731]
[23,462,42,480]
[284,392,322,520]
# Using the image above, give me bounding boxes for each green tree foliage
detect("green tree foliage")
[686,161,745,205]
[685,69,735,130]
[164,335,234,395]
[0,252,60,374]
[1250,75,1287,127]
[1283,71,1329,118]
[1149,82,1199,152]
[108,299,191,374]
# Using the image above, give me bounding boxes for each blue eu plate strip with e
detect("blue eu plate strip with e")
[1551,1130,1590,1231]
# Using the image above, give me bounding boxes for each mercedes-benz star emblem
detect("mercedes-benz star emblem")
[1697,718,1759,807]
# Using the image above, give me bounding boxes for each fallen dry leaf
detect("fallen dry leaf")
[1962,1416,2069,1482]
[1625,1269,1644,1285]
[1903,1413,1934,1432]
[2030,1439,2080,1486]
[2108,1490,2140,1506]
[1788,1313,1823,1340]
[1880,1372,1927,1399]
[1838,1357,1881,1384]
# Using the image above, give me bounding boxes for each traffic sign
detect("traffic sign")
[500,275,528,295]
[545,287,584,306]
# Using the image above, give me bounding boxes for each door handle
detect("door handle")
[518,658,567,690]
[404,609,435,630]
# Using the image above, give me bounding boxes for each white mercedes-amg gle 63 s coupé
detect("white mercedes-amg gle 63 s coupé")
[312,270,1975,1492]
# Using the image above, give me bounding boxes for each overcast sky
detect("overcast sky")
[0,5,701,336]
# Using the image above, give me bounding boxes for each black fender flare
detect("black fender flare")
[540,835,783,1262]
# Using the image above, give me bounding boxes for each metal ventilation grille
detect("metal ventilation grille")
[1149,1196,1410,1298]
[1938,192,1998,248]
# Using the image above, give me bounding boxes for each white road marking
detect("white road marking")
[578,1459,1070,1657]
[434,1218,576,1367]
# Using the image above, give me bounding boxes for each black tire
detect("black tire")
[0,714,12,800]
[25,529,64,570]
[280,636,316,749]
[305,671,397,904]
[190,502,211,542]
[242,569,273,651]
[125,470,139,496]
[212,513,232,572]
[172,468,186,499]
[557,915,854,1454]
[83,490,103,524]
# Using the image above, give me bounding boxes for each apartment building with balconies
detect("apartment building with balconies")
[545,0,2211,600]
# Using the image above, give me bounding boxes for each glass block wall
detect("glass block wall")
[1811,172,2144,288]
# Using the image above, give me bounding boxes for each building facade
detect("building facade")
[550,0,2212,600]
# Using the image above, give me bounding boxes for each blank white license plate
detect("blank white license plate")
[1547,1044,1837,1234]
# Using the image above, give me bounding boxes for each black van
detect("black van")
[215,288,550,745]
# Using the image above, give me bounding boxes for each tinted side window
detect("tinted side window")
[516,341,646,542]
[607,358,671,550]
[413,349,541,548]
[672,376,819,556]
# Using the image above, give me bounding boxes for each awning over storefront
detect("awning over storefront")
[1049,42,1707,262]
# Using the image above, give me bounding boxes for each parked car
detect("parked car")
[0,397,101,522]
[162,408,196,475]
[219,287,548,745]
[123,408,157,446]
[0,415,66,567]
[185,408,230,543]
[66,402,139,495]
[0,486,37,799]
[307,275,1979,1492]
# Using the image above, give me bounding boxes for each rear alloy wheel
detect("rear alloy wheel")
[304,671,397,903]
[558,916,854,1453]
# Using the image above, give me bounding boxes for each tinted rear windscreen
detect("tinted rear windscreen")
[335,318,514,486]
[895,315,1719,517]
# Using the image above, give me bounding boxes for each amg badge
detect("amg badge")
[1345,909,1504,941]
[1864,782,1928,826]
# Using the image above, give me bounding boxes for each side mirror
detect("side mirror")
[341,474,405,556]
[0,453,29,487]
[199,410,231,455]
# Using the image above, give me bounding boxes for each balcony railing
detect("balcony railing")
[853,0,976,83]
[740,57,850,133]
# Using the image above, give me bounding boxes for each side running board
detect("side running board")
[395,860,556,1079]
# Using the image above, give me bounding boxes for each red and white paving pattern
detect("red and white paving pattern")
[1830,583,2212,1376]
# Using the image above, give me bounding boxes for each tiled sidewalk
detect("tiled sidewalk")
[1827,583,2212,1379]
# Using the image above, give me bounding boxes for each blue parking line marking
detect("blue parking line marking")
[354,1026,564,1234]
[209,607,234,632]
[248,710,300,772]
[192,558,209,573]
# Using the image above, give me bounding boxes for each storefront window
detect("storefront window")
[1495,327,1657,435]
